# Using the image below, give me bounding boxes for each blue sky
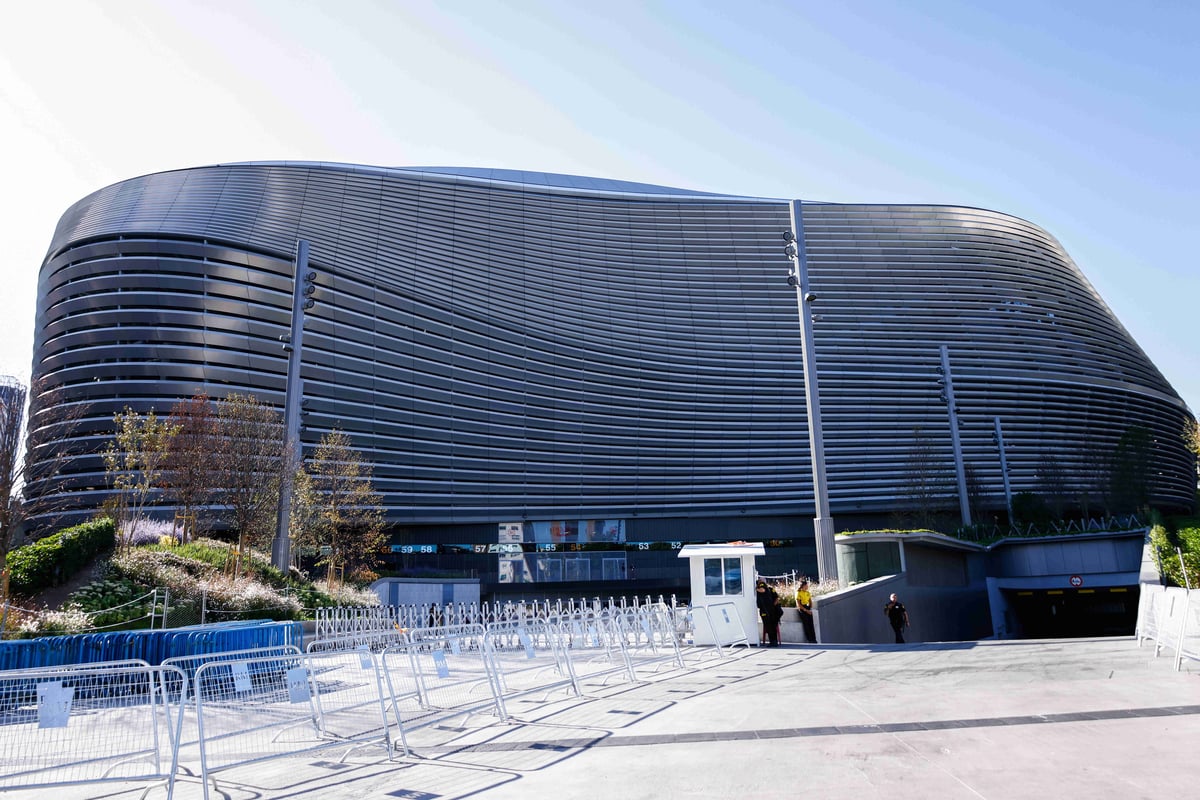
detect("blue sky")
[1,0,1196,417]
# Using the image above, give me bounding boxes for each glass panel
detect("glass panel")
[602,557,627,581]
[704,558,724,595]
[724,558,743,595]
[538,557,563,582]
[565,558,590,581]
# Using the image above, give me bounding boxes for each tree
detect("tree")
[301,428,386,583]
[7,377,90,547]
[1184,418,1200,485]
[1036,452,1069,520]
[1184,417,1200,458]
[0,378,27,562]
[103,407,179,542]
[1012,491,1052,527]
[211,393,284,566]
[161,394,218,542]
[1108,426,1153,515]
[964,462,990,526]
[901,425,953,529]
[1076,441,1112,519]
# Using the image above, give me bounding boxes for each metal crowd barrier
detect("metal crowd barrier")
[0,619,304,670]
[314,595,680,640]
[553,610,638,688]
[0,601,758,798]
[0,660,186,798]
[191,648,397,800]
[385,624,502,729]
[613,604,688,673]
[691,601,754,658]
[1135,583,1197,671]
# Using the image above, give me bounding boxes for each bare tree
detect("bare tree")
[901,425,953,529]
[1076,442,1112,518]
[1036,452,1069,520]
[300,428,386,583]
[0,378,27,561]
[17,377,92,541]
[212,393,284,568]
[103,407,179,542]
[161,394,218,542]
[964,462,990,526]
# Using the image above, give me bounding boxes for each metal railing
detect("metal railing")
[1135,582,1198,671]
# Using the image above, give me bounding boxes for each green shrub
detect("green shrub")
[1151,523,1200,589]
[6,519,116,597]
[145,538,288,587]
[68,576,155,629]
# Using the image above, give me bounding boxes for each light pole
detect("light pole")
[271,239,315,572]
[937,345,972,527]
[784,200,838,584]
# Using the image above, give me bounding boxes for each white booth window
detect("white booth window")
[703,557,743,595]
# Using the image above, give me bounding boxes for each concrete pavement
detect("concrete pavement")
[53,637,1200,799]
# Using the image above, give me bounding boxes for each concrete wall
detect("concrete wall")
[813,574,907,644]
[811,572,993,645]
[988,532,1145,578]
[370,577,480,608]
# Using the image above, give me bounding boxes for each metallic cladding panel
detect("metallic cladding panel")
[26,164,1194,529]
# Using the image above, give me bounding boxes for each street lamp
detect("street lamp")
[784,200,838,584]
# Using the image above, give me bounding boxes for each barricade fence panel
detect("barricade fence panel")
[162,645,303,705]
[1135,583,1165,645]
[304,650,398,757]
[551,611,638,687]
[0,620,304,671]
[306,629,408,654]
[1135,583,1199,672]
[0,662,185,797]
[695,602,753,653]
[191,649,395,798]
[1155,587,1189,659]
[1176,590,1199,671]
[614,604,687,673]
[315,595,680,641]
[380,625,504,729]
[483,619,579,706]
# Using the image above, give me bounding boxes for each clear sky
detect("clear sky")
[2,1,1196,416]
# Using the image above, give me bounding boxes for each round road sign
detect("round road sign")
[1069,575,1083,587]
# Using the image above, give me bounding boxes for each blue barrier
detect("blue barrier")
[0,620,304,670]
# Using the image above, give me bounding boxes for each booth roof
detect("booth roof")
[676,542,766,558]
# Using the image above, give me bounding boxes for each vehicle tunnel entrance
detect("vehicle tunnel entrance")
[1005,586,1139,638]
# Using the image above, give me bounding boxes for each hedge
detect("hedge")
[6,518,117,597]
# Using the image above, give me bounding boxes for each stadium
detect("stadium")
[26,163,1194,595]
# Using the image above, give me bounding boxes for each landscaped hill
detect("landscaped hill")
[4,523,377,638]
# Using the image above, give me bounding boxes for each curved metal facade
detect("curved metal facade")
[27,163,1194,545]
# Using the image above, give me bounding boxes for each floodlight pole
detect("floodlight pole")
[993,417,1014,522]
[939,345,972,527]
[272,239,312,572]
[785,200,838,585]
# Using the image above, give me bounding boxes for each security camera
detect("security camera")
[783,230,795,243]
[784,243,798,258]
[804,292,816,303]
[787,273,799,287]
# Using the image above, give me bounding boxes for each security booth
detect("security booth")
[678,542,765,646]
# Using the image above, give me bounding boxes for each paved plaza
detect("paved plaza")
[46,637,1200,800]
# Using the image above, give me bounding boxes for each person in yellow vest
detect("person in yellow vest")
[795,580,817,643]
